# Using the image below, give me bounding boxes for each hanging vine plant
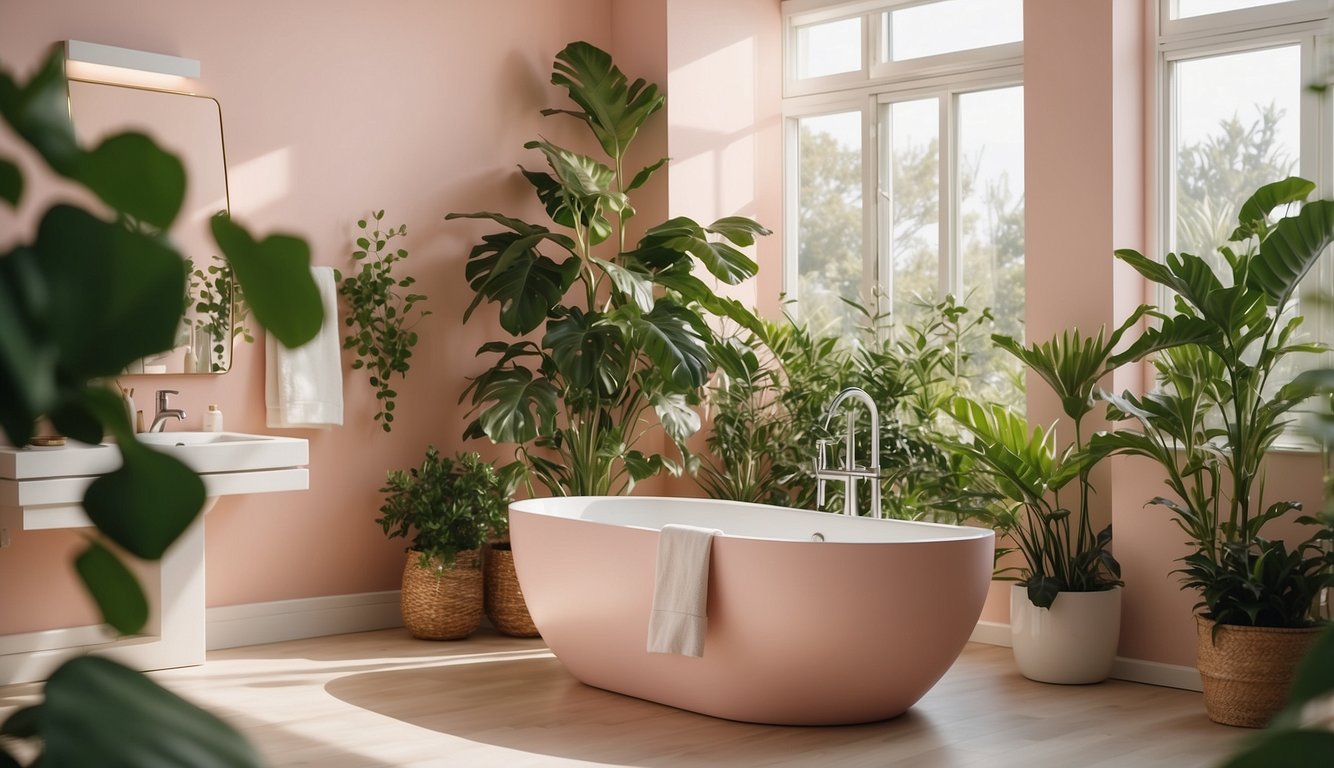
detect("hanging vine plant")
[336,210,430,432]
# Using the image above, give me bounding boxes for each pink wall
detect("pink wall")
[0,0,782,636]
[0,0,616,632]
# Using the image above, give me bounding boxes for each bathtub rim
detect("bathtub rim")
[509,495,995,545]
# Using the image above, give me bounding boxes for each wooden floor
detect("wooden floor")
[0,629,1243,767]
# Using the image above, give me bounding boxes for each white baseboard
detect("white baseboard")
[968,620,1202,692]
[206,590,402,651]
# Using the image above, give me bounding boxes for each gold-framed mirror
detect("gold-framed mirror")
[67,78,238,374]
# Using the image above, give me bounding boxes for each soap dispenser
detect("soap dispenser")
[203,404,223,433]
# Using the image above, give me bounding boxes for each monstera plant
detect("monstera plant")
[449,41,768,496]
[0,49,322,764]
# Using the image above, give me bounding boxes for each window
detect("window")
[784,0,1024,404]
[1159,0,1332,437]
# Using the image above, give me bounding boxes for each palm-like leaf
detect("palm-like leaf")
[1230,176,1314,242]
[946,397,1080,502]
[1248,198,1334,306]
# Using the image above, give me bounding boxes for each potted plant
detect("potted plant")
[449,41,768,496]
[1097,177,1334,726]
[377,448,515,640]
[335,210,430,432]
[944,312,1156,684]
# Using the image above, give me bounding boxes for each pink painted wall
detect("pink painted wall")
[0,0,616,633]
[0,0,782,637]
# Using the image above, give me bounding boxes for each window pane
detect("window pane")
[796,17,862,80]
[879,98,940,330]
[884,0,1023,63]
[797,111,863,332]
[958,86,1025,405]
[1174,0,1295,19]
[1173,46,1300,262]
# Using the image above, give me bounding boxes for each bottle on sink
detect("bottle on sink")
[203,404,223,433]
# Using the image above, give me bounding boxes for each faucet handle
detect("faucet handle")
[815,439,830,470]
[156,389,179,410]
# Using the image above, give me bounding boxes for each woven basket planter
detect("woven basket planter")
[485,543,539,637]
[400,549,482,641]
[1196,615,1320,727]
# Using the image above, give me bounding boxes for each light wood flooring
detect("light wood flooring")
[0,629,1244,767]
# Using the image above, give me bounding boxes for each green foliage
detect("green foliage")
[1099,177,1334,627]
[377,448,519,568]
[191,257,251,372]
[949,312,1152,607]
[451,41,768,496]
[0,48,321,765]
[700,295,997,524]
[335,210,430,432]
[0,656,264,767]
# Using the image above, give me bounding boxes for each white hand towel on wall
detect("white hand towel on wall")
[265,266,343,428]
[647,524,722,657]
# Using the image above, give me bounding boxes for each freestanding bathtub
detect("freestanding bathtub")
[508,496,995,725]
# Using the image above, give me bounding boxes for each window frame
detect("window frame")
[782,0,1024,325]
[1155,0,1333,448]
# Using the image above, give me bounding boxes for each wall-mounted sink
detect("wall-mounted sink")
[0,430,311,685]
[0,432,309,529]
[134,431,307,475]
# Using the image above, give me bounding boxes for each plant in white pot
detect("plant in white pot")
[945,313,1161,684]
[377,448,517,640]
[1095,177,1334,726]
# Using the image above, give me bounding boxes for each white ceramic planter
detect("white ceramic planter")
[1010,584,1122,684]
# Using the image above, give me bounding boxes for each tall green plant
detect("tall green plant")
[336,210,430,432]
[0,49,322,764]
[1097,177,1334,628]
[449,41,768,496]
[947,311,1162,607]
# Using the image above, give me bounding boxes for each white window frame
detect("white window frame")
[782,0,1024,321]
[1156,0,1333,448]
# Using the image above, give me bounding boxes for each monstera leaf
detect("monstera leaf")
[618,299,713,390]
[450,212,579,336]
[544,41,665,162]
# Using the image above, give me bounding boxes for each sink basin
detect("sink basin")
[131,431,308,475]
[136,431,264,446]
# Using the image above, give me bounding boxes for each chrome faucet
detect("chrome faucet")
[149,389,187,432]
[814,387,882,518]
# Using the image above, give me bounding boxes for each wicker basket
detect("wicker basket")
[484,543,539,637]
[1196,615,1320,727]
[400,549,482,640]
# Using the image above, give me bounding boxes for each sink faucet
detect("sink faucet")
[149,389,187,433]
[814,387,882,518]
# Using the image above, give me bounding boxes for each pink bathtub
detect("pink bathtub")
[508,496,995,725]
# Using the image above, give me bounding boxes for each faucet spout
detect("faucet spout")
[149,389,187,433]
[813,387,882,518]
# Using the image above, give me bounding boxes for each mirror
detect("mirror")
[67,79,238,374]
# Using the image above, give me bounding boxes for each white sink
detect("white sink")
[133,431,307,475]
[0,431,309,529]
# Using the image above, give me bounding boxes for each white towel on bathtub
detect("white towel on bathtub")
[647,524,722,657]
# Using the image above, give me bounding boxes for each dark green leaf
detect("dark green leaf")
[627,157,668,192]
[84,440,206,560]
[622,300,712,389]
[545,41,665,162]
[36,205,185,379]
[1248,199,1334,306]
[1231,176,1314,241]
[211,213,323,348]
[1026,577,1063,610]
[33,656,262,767]
[0,157,20,206]
[74,540,149,635]
[1219,730,1334,768]
[0,246,57,444]
[472,367,559,444]
[0,50,80,175]
[76,133,186,230]
[542,308,619,390]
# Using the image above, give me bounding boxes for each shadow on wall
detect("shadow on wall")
[324,655,946,766]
